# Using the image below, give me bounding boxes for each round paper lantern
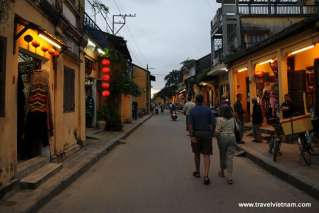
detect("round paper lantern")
[48,49,56,55]
[101,82,110,89]
[41,47,48,52]
[31,40,40,48]
[102,67,110,73]
[102,90,110,97]
[24,35,33,43]
[101,58,110,66]
[102,74,110,81]
[54,51,60,57]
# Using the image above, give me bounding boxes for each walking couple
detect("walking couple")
[187,95,237,185]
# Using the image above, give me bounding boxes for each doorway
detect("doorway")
[17,50,50,161]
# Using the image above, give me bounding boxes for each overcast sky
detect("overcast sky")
[86,0,219,93]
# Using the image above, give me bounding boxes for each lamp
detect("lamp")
[97,48,105,55]
[39,33,61,49]
[288,45,315,56]
[238,67,248,73]
[257,59,274,66]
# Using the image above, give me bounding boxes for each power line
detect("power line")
[110,0,149,65]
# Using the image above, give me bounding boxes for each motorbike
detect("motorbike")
[171,111,178,121]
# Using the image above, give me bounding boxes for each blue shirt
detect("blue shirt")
[189,105,215,131]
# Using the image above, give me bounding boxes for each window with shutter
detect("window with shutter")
[63,66,75,112]
[0,36,7,117]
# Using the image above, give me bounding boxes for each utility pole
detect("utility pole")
[112,14,136,35]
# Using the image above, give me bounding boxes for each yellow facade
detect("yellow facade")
[132,64,151,114]
[228,20,319,119]
[0,0,85,186]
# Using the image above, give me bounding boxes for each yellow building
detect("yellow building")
[226,17,319,121]
[132,64,151,114]
[0,0,85,187]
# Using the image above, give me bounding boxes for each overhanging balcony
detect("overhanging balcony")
[238,4,319,16]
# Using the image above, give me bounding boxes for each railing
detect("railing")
[238,4,319,16]
[84,12,102,31]
[212,8,223,32]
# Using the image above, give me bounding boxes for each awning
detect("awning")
[207,63,228,77]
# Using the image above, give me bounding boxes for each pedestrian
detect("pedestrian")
[85,88,95,128]
[215,105,237,184]
[280,94,295,118]
[234,93,245,144]
[132,101,138,120]
[183,96,195,131]
[252,97,263,143]
[189,94,215,185]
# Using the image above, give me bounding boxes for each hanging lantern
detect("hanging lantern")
[102,74,110,81]
[48,49,56,56]
[54,51,60,57]
[31,40,40,48]
[101,82,110,89]
[24,35,33,43]
[102,90,110,97]
[101,58,110,66]
[102,67,110,73]
[41,46,48,52]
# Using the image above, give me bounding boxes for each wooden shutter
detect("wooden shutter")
[0,36,7,117]
[63,67,75,112]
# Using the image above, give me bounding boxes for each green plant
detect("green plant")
[97,105,122,131]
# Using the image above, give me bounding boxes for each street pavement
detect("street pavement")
[39,111,319,213]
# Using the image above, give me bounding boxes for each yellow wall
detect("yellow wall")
[121,95,132,123]
[0,0,85,186]
[133,65,150,113]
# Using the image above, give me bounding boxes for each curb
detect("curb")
[237,144,319,200]
[24,115,153,213]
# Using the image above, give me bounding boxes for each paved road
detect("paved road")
[40,112,319,213]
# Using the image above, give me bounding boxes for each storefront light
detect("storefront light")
[87,39,96,48]
[257,59,274,66]
[237,67,248,73]
[97,48,105,55]
[288,45,315,56]
[39,34,61,49]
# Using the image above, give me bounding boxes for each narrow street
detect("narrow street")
[39,112,318,213]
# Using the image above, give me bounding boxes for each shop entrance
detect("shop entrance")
[17,50,51,161]
[254,59,279,123]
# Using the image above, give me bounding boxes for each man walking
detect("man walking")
[234,93,245,144]
[189,95,215,185]
[183,96,195,131]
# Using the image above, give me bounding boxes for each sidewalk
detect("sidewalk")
[0,115,152,213]
[239,130,319,200]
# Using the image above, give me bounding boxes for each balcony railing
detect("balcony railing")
[84,12,102,31]
[238,4,319,16]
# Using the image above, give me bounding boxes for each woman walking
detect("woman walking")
[216,106,237,184]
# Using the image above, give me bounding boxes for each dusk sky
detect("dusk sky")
[86,0,219,94]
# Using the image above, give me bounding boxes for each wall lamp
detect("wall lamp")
[257,59,274,66]
[97,48,105,55]
[39,33,61,49]
[87,39,96,48]
[288,45,315,56]
[237,67,248,73]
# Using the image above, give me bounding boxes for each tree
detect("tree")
[164,69,181,87]
[180,59,196,70]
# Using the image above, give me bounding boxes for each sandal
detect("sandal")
[203,176,210,185]
[193,171,200,178]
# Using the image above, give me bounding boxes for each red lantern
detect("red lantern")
[102,67,110,73]
[41,47,48,52]
[101,74,110,81]
[31,40,40,48]
[102,90,110,97]
[101,58,110,66]
[101,82,110,89]
[48,49,56,55]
